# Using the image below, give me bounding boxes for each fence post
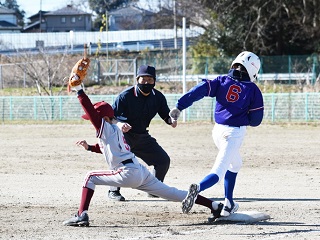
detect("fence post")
[59,96,63,120]
[288,55,292,85]
[9,96,13,120]
[0,65,2,89]
[97,59,101,85]
[24,63,26,88]
[312,55,317,85]
[271,93,275,122]
[1,98,4,122]
[115,59,119,86]
[305,93,309,121]
[34,97,37,120]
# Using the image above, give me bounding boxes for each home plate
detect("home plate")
[212,211,270,223]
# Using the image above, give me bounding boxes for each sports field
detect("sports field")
[0,122,319,239]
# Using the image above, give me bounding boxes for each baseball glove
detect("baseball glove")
[169,107,181,121]
[68,58,90,89]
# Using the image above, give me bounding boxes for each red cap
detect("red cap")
[82,101,114,120]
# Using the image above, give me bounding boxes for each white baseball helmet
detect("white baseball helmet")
[231,51,261,81]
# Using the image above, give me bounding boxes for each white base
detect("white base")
[215,211,270,223]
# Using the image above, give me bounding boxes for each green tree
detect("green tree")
[0,0,25,27]
[193,0,320,56]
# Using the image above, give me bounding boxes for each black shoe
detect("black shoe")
[147,193,159,198]
[182,183,199,214]
[208,203,223,223]
[108,190,125,201]
[220,202,239,217]
[63,212,89,227]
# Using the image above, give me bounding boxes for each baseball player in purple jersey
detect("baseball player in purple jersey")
[169,51,264,220]
[63,86,222,227]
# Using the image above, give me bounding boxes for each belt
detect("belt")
[121,159,133,165]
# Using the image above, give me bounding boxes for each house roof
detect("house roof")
[23,20,40,31]
[44,4,91,16]
[28,10,49,19]
[0,6,15,14]
[0,20,16,27]
[0,20,22,30]
[110,6,154,16]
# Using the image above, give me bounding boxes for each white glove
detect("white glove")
[169,107,181,121]
[73,84,83,91]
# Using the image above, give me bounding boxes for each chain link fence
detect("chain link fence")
[1,93,320,123]
[0,54,319,89]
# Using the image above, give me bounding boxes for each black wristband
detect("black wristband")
[87,145,91,151]
[77,89,84,96]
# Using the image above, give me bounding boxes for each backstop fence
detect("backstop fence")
[1,93,320,123]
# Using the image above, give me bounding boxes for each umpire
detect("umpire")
[108,65,177,201]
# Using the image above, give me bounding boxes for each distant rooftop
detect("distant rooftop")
[0,20,16,27]
[0,6,15,14]
[44,4,91,16]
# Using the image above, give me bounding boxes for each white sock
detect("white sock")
[80,210,88,216]
[224,198,231,208]
[212,201,219,210]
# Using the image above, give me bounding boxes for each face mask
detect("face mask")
[137,83,155,94]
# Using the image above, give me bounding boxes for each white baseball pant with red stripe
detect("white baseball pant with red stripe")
[83,162,187,202]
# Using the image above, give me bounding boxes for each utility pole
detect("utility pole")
[173,0,177,49]
[39,0,42,32]
[182,17,186,122]
[105,11,108,60]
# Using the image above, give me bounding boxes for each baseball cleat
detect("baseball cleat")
[108,190,125,201]
[220,202,239,217]
[63,212,89,227]
[182,183,200,214]
[147,193,159,198]
[208,202,223,223]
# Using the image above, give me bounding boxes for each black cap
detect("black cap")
[137,65,156,80]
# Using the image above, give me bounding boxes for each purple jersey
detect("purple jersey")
[176,70,264,126]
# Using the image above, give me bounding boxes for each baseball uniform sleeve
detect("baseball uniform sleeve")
[248,86,264,126]
[78,90,103,132]
[88,143,102,154]
[176,79,212,111]
[112,94,128,121]
[156,92,172,125]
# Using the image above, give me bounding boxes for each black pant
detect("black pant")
[110,131,170,192]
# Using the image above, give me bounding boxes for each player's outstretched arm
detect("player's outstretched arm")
[75,140,102,154]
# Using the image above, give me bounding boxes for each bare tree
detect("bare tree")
[2,48,78,96]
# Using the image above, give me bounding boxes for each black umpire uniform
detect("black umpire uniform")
[108,65,174,201]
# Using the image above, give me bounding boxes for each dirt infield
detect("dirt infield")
[1,122,319,240]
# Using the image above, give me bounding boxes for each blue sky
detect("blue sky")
[17,0,159,19]
[18,0,72,18]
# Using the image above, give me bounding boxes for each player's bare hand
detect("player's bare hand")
[168,116,178,128]
[76,140,89,150]
[122,123,132,132]
[171,120,177,128]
